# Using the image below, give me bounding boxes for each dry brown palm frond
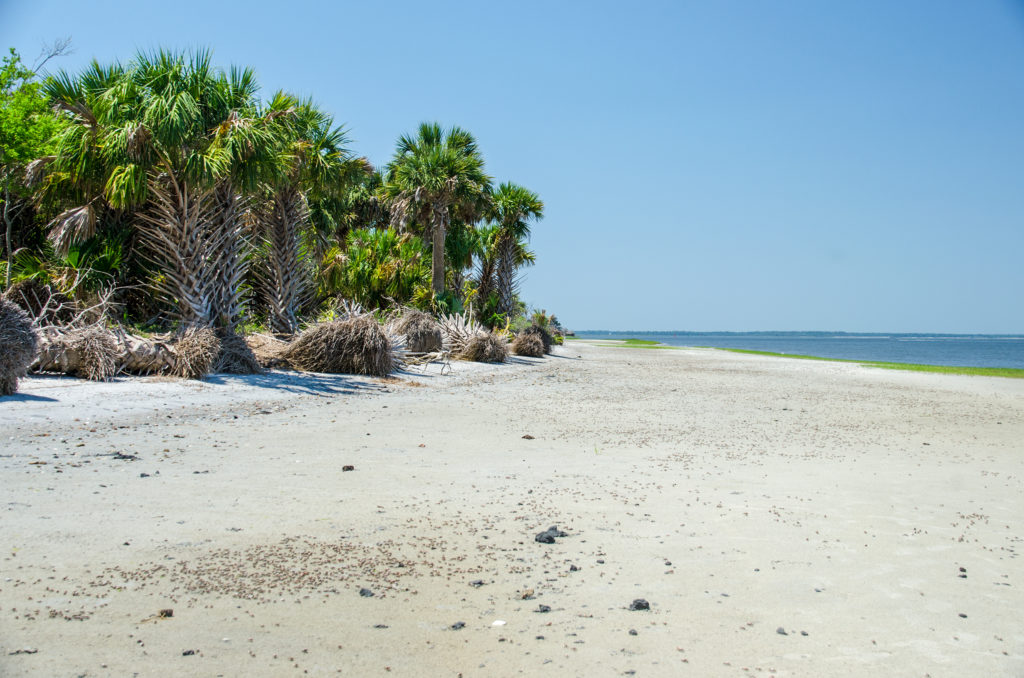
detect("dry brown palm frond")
[244,333,291,369]
[512,332,545,358]
[438,309,481,357]
[58,326,120,381]
[24,155,55,188]
[171,326,221,379]
[48,203,98,255]
[393,309,442,353]
[285,315,395,376]
[213,329,261,375]
[0,299,41,395]
[460,331,508,363]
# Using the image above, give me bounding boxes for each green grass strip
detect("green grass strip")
[713,348,1024,379]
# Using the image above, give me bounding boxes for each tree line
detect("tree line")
[1,46,551,335]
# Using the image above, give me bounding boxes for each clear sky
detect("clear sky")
[3,0,1023,333]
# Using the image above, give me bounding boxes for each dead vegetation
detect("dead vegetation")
[393,309,442,353]
[512,331,545,357]
[0,298,40,395]
[461,331,509,363]
[285,315,396,376]
[171,327,221,379]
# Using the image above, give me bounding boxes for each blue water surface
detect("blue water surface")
[574,331,1024,369]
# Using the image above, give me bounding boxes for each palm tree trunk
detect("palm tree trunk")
[3,183,13,291]
[431,205,448,296]
[208,181,250,330]
[262,187,309,334]
[495,235,517,318]
[136,176,216,326]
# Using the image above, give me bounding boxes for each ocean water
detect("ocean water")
[574,331,1024,369]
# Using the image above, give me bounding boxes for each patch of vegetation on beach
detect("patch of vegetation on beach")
[603,338,680,349]
[715,348,1024,379]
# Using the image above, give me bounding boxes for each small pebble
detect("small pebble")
[451,622,465,630]
[777,627,788,636]
[628,629,638,636]
[629,599,650,611]
[359,588,374,598]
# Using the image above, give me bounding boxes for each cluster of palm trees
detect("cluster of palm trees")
[7,48,544,333]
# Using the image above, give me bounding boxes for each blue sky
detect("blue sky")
[4,1,1023,332]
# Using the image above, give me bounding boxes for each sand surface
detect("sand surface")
[1,342,1023,677]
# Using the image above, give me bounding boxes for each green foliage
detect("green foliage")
[384,122,492,294]
[715,348,1024,378]
[319,228,430,310]
[0,48,65,170]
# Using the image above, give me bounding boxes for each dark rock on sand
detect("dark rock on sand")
[629,599,650,611]
[535,525,569,543]
[359,588,374,597]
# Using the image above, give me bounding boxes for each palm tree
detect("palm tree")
[42,50,275,328]
[384,122,491,296]
[489,182,543,318]
[256,93,362,333]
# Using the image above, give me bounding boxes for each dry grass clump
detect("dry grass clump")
[521,324,553,353]
[62,326,119,381]
[285,315,394,376]
[512,331,545,358]
[393,309,442,353]
[460,331,508,363]
[0,298,40,395]
[3,279,74,325]
[172,326,221,379]
[214,330,262,375]
[244,333,290,368]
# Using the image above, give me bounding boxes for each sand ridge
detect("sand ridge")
[1,343,1023,676]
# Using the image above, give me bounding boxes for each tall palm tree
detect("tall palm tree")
[383,122,491,296]
[256,93,361,333]
[489,182,543,318]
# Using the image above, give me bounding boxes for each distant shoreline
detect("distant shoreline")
[573,331,1024,371]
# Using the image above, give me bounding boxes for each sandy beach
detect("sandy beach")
[1,342,1022,677]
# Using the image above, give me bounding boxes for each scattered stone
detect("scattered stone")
[800,631,809,636]
[373,624,388,629]
[158,609,173,618]
[665,561,672,566]
[569,565,580,572]
[776,627,788,636]
[535,525,568,543]
[629,629,638,636]
[342,465,355,472]
[535,635,545,640]
[959,613,968,618]
[113,452,139,461]
[469,580,485,588]
[182,649,197,656]
[359,588,374,598]
[451,622,466,630]
[140,473,150,478]
[597,559,605,564]
[629,599,650,611]
[522,434,535,440]
[536,605,551,613]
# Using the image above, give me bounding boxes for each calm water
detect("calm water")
[574,331,1024,369]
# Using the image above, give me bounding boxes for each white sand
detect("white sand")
[1,343,1022,677]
